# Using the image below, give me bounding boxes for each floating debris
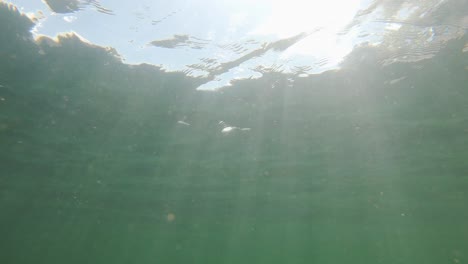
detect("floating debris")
[148,34,209,49]
[177,120,190,126]
[167,213,175,222]
[177,116,190,126]
[219,121,250,134]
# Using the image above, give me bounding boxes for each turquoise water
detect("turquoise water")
[1,2,468,263]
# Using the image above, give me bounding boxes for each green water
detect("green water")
[1,3,468,264]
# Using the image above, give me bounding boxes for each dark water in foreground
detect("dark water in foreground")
[1,3,468,264]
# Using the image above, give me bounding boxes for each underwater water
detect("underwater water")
[0,1,467,263]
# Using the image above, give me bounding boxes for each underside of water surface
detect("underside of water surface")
[0,1,468,263]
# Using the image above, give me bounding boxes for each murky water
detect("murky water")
[1,1,467,263]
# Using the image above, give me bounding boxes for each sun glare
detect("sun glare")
[249,0,362,58]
